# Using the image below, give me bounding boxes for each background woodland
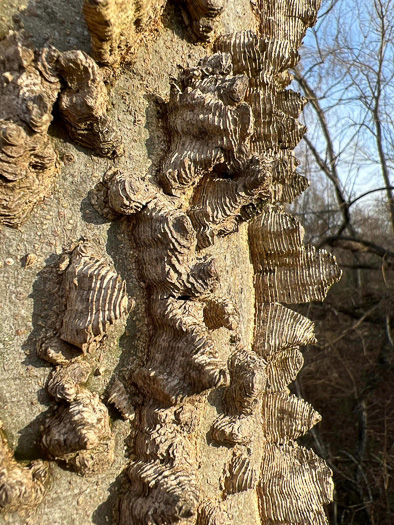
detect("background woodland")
[291,0,394,522]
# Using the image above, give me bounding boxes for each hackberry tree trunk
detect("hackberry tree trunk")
[0,1,340,524]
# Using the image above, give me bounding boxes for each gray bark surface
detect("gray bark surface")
[0,1,258,523]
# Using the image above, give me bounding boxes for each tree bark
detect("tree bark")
[0,1,341,523]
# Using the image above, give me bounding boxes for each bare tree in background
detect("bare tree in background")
[292,1,394,523]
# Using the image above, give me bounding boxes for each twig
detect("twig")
[323,303,381,348]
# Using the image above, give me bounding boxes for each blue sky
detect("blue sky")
[294,0,394,206]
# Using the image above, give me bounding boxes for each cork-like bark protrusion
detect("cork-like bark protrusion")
[0,32,124,227]
[223,449,259,495]
[271,150,310,203]
[0,33,60,134]
[248,204,337,524]
[38,242,131,475]
[201,9,338,521]
[94,170,240,521]
[258,444,333,525]
[256,0,321,49]
[214,31,310,204]
[237,20,339,507]
[262,393,321,442]
[119,402,201,523]
[253,302,316,358]
[105,167,156,215]
[248,201,338,523]
[0,32,60,227]
[41,390,115,476]
[189,156,273,249]
[249,206,342,304]
[132,295,229,405]
[214,31,298,78]
[160,52,253,196]
[59,242,131,353]
[181,0,226,42]
[264,347,304,392]
[46,361,92,402]
[132,196,220,297]
[57,50,123,157]
[210,346,267,501]
[36,336,82,366]
[211,348,266,446]
[121,461,199,524]
[224,348,267,417]
[202,296,239,331]
[0,122,59,227]
[210,414,255,446]
[159,51,277,248]
[0,424,49,514]
[96,168,239,520]
[89,167,158,222]
[83,0,167,67]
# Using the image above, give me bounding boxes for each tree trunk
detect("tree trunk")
[0,0,341,523]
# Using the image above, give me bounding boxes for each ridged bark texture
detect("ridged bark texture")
[83,0,167,66]
[0,424,48,514]
[0,32,123,228]
[38,242,131,476]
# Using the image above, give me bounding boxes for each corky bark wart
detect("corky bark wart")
[0,32,60,228]
[37,241,132,476]
[0,422,48,514]
[0,32,122,228]
[82,0,225,69]
[83,0,168,68]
